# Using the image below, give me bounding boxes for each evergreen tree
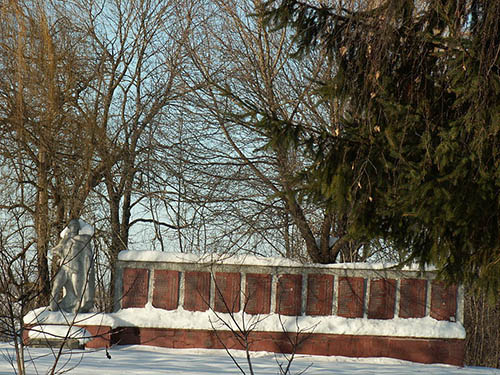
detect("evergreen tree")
[260,0,500,295]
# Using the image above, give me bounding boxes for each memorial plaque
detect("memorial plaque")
[214,272,241,313]
[122,268,149,308]
[152,270,180,310]
[399,278,427,318]
[276,274,302,316]
[368,279,396,319]
[430,281,457,321]
[306,274,334,316]
[184,271,211,311]
[245,273,271,314]
[337,277,365,318]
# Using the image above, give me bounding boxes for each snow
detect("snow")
[117,250,432,271]
[24,305,465,339]
[1,343,499,375]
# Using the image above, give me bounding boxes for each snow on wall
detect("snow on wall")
[117,250,434,271]
[24,304,465,339]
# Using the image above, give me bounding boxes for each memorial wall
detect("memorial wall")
[24,251,465,365]
[113,251,465,365]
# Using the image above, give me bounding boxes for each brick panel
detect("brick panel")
[83,325,113,348]
[111,327,465,366]
[276,274,302,316]
[122,268,149,308]
[111,327,141,345]
[306,274,334,316]
[184,271,211,311]
[152,270,180,310]
[399,279,427,318]
[244,273,271,314]
[368,279,396,319]
[337,277,365,318]
[214,272,241,313]
[430,281,458,321]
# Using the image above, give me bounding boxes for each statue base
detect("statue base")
[28,337,84,350]
[23,309,113,349]
[24,324,92,350]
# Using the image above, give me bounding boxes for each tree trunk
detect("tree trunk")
[35,148,51,306]
[107,190,121,311]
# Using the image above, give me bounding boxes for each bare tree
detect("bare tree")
[0,0,199,312]
[63,0,195,306]
[209,273,314,375]
[0,211,38,375]
[0,0,108,306]
[0,190,83,375]
[465,289,500,368]
[178,0,370,262]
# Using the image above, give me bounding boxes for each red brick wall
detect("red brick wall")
[111,326,465,366]
[24,321,464,366]
[84,325,113,348]
[94,262,466,365]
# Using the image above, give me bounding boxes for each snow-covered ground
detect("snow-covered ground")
[1,344,499,375]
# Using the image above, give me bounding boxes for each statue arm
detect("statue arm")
[51,242,64,257]
[50,233,73,258]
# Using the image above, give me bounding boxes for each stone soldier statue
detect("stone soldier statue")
[49,219,95,313]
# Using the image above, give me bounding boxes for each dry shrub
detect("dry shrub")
[464,290,500,368]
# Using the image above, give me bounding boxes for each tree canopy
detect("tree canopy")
[260,0,500,295]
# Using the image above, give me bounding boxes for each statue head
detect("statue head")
[67,219,80,236]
